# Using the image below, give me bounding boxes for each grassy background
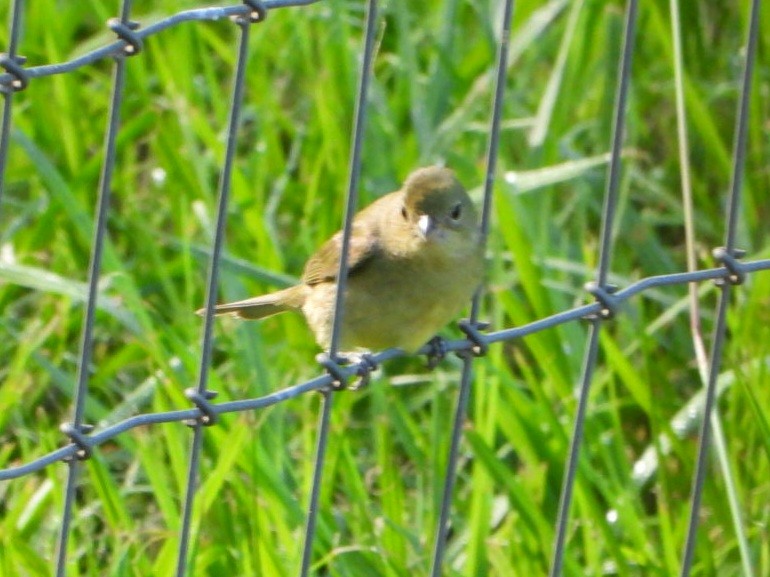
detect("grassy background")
[1,0,769,575]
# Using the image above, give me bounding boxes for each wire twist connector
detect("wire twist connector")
[107,18,143,56]
[316,353,350,390]
[234,0,268,24]
[184,388,219,426]
[0,53,28,93]
[458,319,490,358]
[60,422,95,461]
[713,246,746,286]
[584,282,619,320]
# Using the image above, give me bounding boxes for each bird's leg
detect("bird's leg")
[320,351,379,390]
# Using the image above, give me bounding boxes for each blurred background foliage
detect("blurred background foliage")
[0,0,768,575]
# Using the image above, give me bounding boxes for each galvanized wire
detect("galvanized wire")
[0,2,768,577]
[0,1,317,88]
[174,9,258,576]
[430,0,515,574]
[679,0,761,574]
[299,389,333,577]
[0,258,768,482]
[53,2,136,575]
[549,1,638,575]
[299,0,378,573]
[0,0,25,213]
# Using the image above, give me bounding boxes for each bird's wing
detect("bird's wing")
[302,223,379,285]
[301,219,380,286]
[302,191,402,286]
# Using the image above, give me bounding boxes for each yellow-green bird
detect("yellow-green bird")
[205,166,483,352]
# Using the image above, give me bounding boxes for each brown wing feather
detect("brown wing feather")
[301,190,403,286]
[302,221,379,285]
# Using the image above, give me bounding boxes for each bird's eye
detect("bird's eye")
[401,206,408,220]
[450,203,462,220]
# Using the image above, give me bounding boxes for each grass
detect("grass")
[1,0,769,575]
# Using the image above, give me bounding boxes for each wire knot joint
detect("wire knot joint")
[234,0,268,24]
[184,388,219,426]
[713,246,746,286]
[60,422,95,461]
[108,18,143,56]
[458,319,490,358]
[584,282,619,320]
[0,53,28,93]
[316,353,351,391]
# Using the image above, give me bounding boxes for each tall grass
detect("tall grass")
[0,0,768,575]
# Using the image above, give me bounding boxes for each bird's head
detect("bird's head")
[400,166,479,248]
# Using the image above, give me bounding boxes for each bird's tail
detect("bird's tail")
[197,285,306,320]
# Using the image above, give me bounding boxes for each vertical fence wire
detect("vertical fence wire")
[54,2,135,575]
[326,0,378,361]
[670,2,754,574]
[0,0,24,212]
[429,0,515,574]
[548,1,639,576]
[298,1,378,574]
[298,389,332,577]
[174,13,255,577]
[678,0,760,574]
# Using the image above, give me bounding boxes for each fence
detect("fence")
[0,0,768,576]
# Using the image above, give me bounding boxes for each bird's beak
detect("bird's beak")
[417,214,434,238]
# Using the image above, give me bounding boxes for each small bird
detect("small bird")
[203,166,483,352]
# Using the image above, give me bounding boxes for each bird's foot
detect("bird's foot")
[350,353,378,390]
[316,352,378,391]
[426,336,448,369]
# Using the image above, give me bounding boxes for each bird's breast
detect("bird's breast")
[302,245,482,352]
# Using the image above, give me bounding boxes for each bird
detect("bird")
[202,166,483,353]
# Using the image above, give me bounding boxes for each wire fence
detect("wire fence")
[0,0,768,576]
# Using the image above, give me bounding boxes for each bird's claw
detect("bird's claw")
[316,352,378,391]
[426,336,448,369]
[351,353,378,390]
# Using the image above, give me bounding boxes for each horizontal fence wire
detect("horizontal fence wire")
[0,1,768,577]
[0,1,318,89]
[1,260,769,482]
